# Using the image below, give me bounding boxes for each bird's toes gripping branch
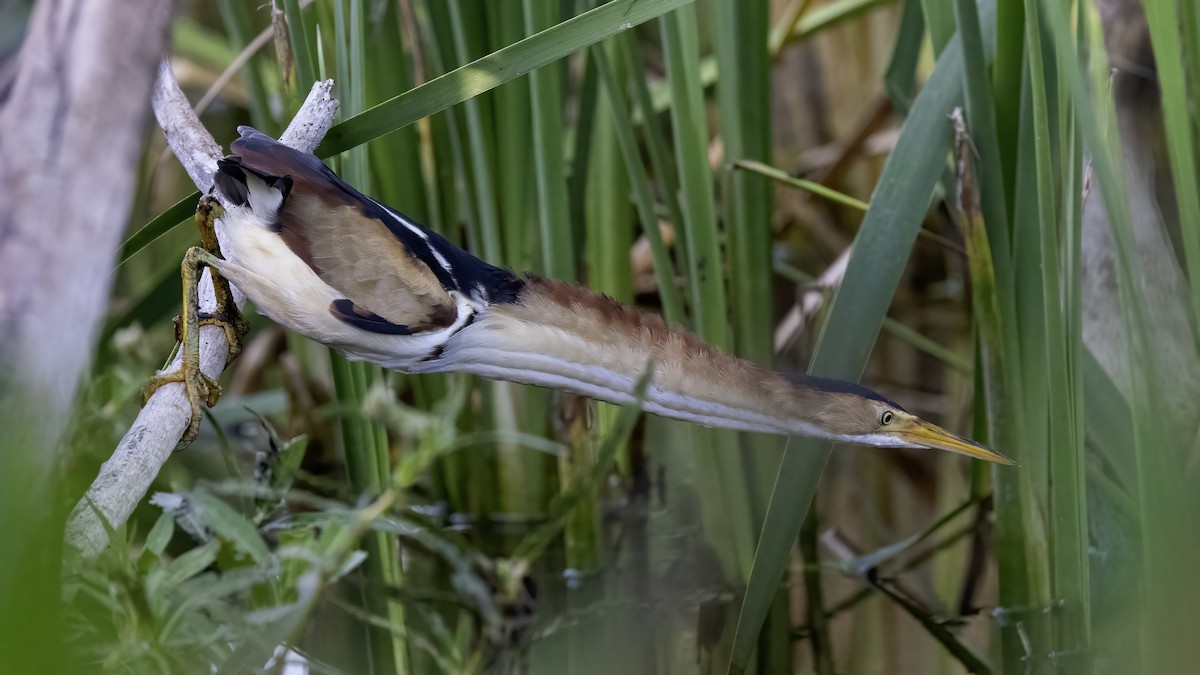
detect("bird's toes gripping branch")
[196,197,251,356]
[140,196,249,449]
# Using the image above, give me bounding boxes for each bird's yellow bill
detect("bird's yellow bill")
[898,419,1016,465]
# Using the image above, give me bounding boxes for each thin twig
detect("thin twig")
[822,529,993,674]
[773,247,850,354]
[193,0,317,116]
[821,523,978,619]
[65,62,338,556]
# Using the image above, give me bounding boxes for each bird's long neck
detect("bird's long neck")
[419,276,826,437]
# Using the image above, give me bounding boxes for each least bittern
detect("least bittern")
[146,126,1012,466]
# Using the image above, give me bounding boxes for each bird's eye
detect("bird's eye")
[880,411,894,426]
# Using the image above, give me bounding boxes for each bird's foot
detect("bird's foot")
[151,290,241,450]
[142,362,221,449]
[205,311,251,362]
[192,196,248,362]
[171,309,250,363]
[142,194,245,449]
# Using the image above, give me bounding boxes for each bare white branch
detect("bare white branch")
[151,59,223,196]
[774,247,850,355]
[282,79,339,152]
[66,66,338,556]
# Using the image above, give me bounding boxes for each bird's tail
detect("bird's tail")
[214,156,292,224]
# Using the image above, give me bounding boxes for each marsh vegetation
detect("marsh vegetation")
[2,0,1199,673]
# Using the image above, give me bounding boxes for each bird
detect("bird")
[148,125,1012,466]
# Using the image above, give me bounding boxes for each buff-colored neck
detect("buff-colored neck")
[418,277,827,438]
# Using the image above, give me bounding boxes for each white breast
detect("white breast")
[215,206,476,370]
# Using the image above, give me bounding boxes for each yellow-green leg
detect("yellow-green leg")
[142,197,248,449]
[196,198,249,351]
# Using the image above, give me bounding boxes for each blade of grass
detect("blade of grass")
[1023,0,1089,665]
[768,0,815,56]
[331,2,407,670]
[659,8,727,349]
[922,0,955,55]
[618,37,690,296]
[1081,347,1134,485]
[1181,3,1200,138]
[735,160,869,211]
[952,0,1011,296]
[135,0,886,245]
[593,43,683,323]
[660,5,757,592]
[991,0,1022,213]
[282,0,316,90]
[441,0,535,525]
[566,49,598,270]
[1067,0,1087,540]
[583,49,633,307]
[713,5,787,664]
[488,0,534,271]
[1144,0,1200,341]
[524,0,577,282]
[580,39,632,567]
[783,0,898,47]
[328,356,382,668]
[733,160,966,258]
[1063,106,1091,672]
[881,316,973,374]
[118,193,199,266]
[1011,59,1049,494]
[404,0,492,520]
[882,0,926,112]
[365,6,430,222]
[216,0,274,132]
[952,0,1058,664]
[1039,0,1200,669]
[446,0,508,264]
[317,0,699,157]
[957,103,1050,673]
[714,0,772,366]
[507,0,572,523]
[728,36,977,674]
[511,366,652,562]
[333,0,368,184]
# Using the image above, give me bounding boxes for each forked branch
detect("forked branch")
[65,61,339,555]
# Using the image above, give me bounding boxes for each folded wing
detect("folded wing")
[224,127,484,334]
